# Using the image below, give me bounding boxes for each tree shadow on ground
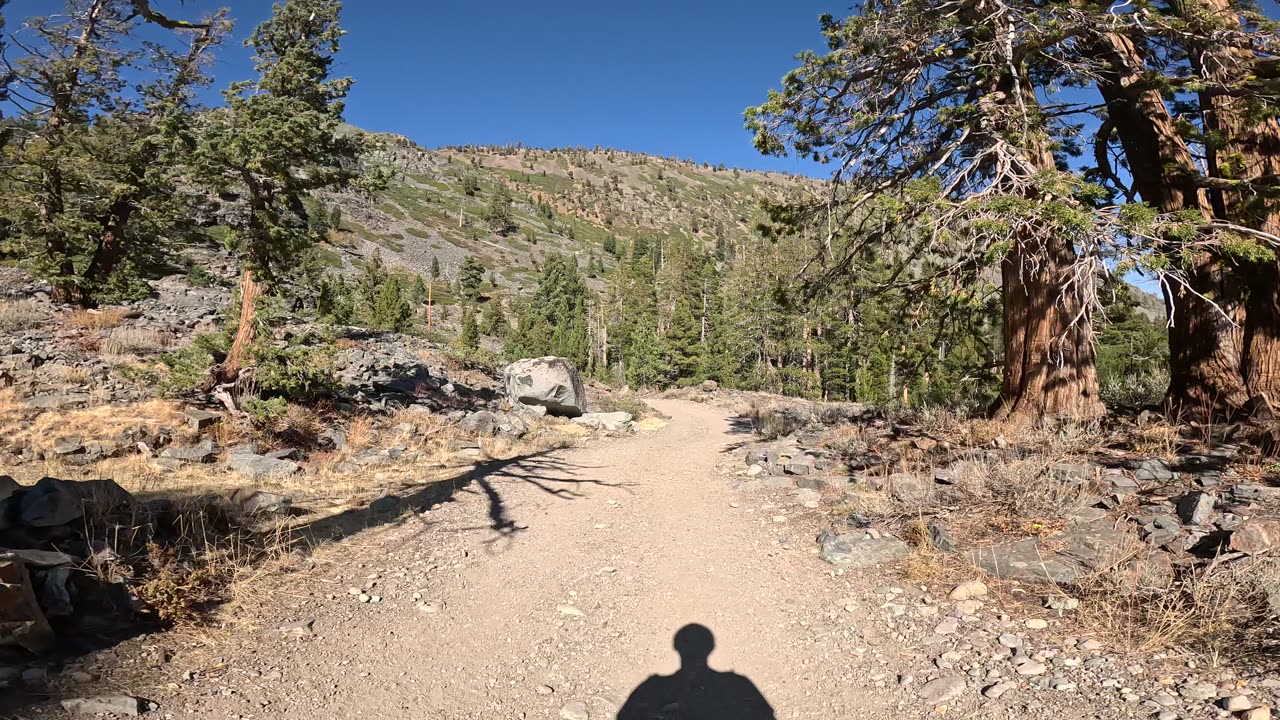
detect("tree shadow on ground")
[618,623,776,720]
[0,450,620,715]
[292,449,620,553]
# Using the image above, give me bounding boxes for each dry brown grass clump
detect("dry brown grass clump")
[0,299,47,331]
[101,327,172,356]
[67,306,129,330]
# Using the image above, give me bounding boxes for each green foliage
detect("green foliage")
[430,256,441,280]
[506,253,589,368]
[484,183,517,235]
[193,0,373,289]
[480,301,507,337]
[462,172,480,196]
[457,305,480,351]
[458,256,486,301]
[368,274,412,331]
[317,273,355,324]
[1096,281,1170,408]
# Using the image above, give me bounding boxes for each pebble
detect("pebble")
[1025,618,1049,630]
[1243,708,1272,720]
[1224,696,1254,712]
[983,681,1014,699]
[1016,662,1047,676]
[1156,712,1178,720]
[934,618,959,635]
[557,605,585,617]
[998,634,1024,649]
[560,701,589,720]
[917,676,966,705]
[949,581,988,601]
[536,685,554,695]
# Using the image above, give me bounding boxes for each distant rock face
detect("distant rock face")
[504,357,586,417]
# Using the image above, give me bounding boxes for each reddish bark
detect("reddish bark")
[1093,31,1249,418]
[219,268,262,383]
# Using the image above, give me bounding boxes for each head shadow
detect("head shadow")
[617,623,776,720]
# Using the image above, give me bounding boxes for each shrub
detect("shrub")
[0,300,47,331]
[69,306,128,330]
[156,345,217,398]
[102,327,171,356]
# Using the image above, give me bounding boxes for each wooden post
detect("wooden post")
[427,279,433,334]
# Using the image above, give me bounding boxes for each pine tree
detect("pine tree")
[458,256,485,301]
[480,301,507,337]
[484,183,516,235]
[458,305,480,351]
[369,274,411,332]
[430,256,441,280]
[195,0,380,381]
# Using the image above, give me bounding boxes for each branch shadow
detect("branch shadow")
[292,450,621,554]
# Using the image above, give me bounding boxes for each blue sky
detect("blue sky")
[4,0,835,174]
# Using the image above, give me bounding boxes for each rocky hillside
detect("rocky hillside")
[321,131,813,291]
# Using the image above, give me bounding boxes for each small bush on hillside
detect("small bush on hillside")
[249,329,338,400]
[0,300,47,331]
[595,393,654,420]
[156,345,217,398]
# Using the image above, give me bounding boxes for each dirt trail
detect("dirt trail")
[138,399,899,719]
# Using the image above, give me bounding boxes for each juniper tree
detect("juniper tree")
[0,0,216,304]
[458,256,485,301]
[193,0,374,381]
[485,183,516,235]
[747,1,1135,422]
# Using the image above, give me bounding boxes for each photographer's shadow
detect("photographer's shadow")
[618,624,776,720]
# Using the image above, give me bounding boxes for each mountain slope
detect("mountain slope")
[322,132,814,291]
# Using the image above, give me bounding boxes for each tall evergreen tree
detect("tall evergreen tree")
[194,0,376,381]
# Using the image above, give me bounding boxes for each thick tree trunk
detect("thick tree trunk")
[1093,31,1249,418]
[995,234,1105,423]
[219,268,262,382]
[990,68,1105,424]
[1180,0,1280,408]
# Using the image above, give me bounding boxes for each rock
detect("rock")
[1134,459,1174,482]
[60,695,145,716]
[1176,491,1215,525]
[229,488,293,515]
[1230,519,1280,555]
[1180,681,1218,701]
[998,633,1023,649]
[701,379,718,392]
[227,450,301,479]
[1044,596,1079,612]
[1224,696,1254,712]
[159,439,216,464]
[0,476,18,503]
[1016,662,1047,676]
[1243,707,1272,720]
[17,477,131,527]
[817,530,909,568]
[0,557,54,654]
[52,436,85,456]
[983,681,1015,699]
[949,581,988,601]
[504,357,586,417]
[968,521,1129,585]
[536,684,555,695]
[185,409,220,431]
[926,522,958,553]
[934,617,959,635]
[559,700,590,720]
[571,412,633,433]
[461,410,502,436]
[782,462,812,476]
[1025,618,1048,630]
[917,676,966,705]
[0,548,76,567]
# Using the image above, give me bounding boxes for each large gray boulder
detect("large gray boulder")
[504,357,586,417]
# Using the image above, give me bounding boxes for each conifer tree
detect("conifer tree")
[195,0,377,381]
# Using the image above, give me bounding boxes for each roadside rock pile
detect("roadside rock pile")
[0,477,139,681]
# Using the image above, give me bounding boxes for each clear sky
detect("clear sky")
[3,0,835,174]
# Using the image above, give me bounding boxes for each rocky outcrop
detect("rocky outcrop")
[504,357,586,417]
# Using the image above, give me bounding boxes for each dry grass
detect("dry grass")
[1075,538,1278,663]
[67,306,129,330]
[101,327,172,356]
[0,299,48,331]
[2,394,189,451]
